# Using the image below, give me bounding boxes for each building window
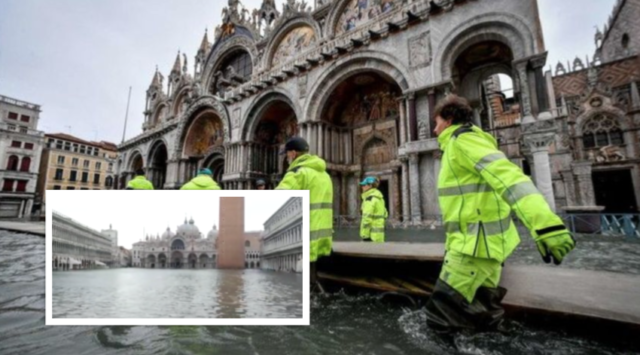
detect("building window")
[96,162,102,170]
[67,186,75,190]
[94,173,100,184]
[72,158,78,166]
[82,172,88,182]
[8,112,18,120]
[57,155,65,164]
[6,155,19,171]
[20,115,30,122]
[245,241,250,247]
[582,115,625,148]
[53,185,61,190]
[24,143,34,150]
[19,126,28,134]
[55,141,63,149]
[73,144,78,153]
[622,33,630,49]
[20,157,31,172]
[64,142,71,151]
[80,146,86,154]
[11,141,21,148]
[105,176,113,187]
[16,180,27,192]
[55,168,64,180]
[7,124,16,131]
[94,149,99,156]
[2,179,14,192]
[69,170,77,181]
[83,160,89,168]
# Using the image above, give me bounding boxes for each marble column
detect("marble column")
[408,94,417,142]
[514,59,536,124]
[401,157,410,222]
[398,97,407,145]
[561,170,577,207]
[524,133,556,211]
[318,123,324,158]
[572,161,597,206]
[531,53,553,120]
[408,153,422,223]
[427,90,436,139]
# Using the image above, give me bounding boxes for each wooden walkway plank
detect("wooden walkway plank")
[331,242,445,261]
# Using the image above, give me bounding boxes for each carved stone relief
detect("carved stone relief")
[233,107,241,129]
[409,31,432,68]
[299,74,308,99]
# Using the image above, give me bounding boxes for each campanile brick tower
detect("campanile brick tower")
[216,197,245,269]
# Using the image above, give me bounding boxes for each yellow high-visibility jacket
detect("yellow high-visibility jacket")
[438,124,566,263]
[126,176,154,190]
[360,188,388,242]
[276,154,333,262]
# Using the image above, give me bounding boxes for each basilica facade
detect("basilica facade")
[131,218,262,269]
[116,0,640,222]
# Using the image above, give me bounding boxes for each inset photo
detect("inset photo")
[45,190,309,326]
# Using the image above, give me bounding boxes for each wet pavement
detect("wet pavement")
[2,229,640,355]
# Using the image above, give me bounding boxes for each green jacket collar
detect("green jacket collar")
[437,124,463,151]
[288,153,327,173]
[362,188,382,200]
[134,175,147,180]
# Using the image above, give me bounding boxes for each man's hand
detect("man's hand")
[535,231,576,265]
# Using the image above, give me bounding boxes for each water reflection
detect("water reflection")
[52,268,300,319]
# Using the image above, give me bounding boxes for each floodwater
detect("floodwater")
[2,230,640,355]
[53,268,302,318]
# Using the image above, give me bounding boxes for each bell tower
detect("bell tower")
[217,197,245,269]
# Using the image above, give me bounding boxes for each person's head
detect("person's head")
[256,179,266,190]
[359,176,379,192]
[280,137,309,164]
[135,168,145,176]
[198,168,213,177]
[433,94,474,136]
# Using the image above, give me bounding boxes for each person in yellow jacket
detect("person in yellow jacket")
[180,168,221,190]
[425,95,576,332]
[275,136,333,288]
[359,176,388,243]
[126,169,154,190]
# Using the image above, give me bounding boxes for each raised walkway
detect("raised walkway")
[0,220,45,236]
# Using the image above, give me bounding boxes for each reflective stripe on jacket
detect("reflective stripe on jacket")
[127,176,154,190]
[437,124,565,263]
[275,154,333,262]
[360,188,388,242]
[180,175,221,190]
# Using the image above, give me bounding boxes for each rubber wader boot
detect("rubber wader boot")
[425,279,507,333]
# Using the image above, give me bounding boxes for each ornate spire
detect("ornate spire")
[199,29,211,53]
[150,66,163,88]
[172,51,182,74]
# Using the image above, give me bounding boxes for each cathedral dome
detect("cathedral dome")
[162,227,175,240]
[176,217,201,239]
[207,224,218,240]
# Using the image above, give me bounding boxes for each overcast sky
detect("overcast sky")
[0,0,616,143]
[48,191,295,249]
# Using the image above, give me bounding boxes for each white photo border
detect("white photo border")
[45,189,310,326]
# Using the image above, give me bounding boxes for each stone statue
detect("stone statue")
[596,145,625,162]
[182,53,188,74]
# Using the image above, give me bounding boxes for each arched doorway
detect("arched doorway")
[319,72,403,219]
[147,254,156,268]
[453,41,518,133]
[246,96,298,188]
[188,253,197,269]
[199,253,210,268]
[202,150,225,187]
[171,251,183,269]
[181,110,226,184]
[158,253,167,268]
[129,152,143,172]
[149,141,168,189]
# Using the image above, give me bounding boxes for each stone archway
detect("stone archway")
[243,93,299,186]
[147,254,156,269]
[158,253,167,268]
[180,108,226,183]
[202,148,226,188]
[314,70,404,219]
[171,251,183,269]
[148,140,169,189]
[199,253,210,268]
[128,151,144,172]
[188,253,198,269]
